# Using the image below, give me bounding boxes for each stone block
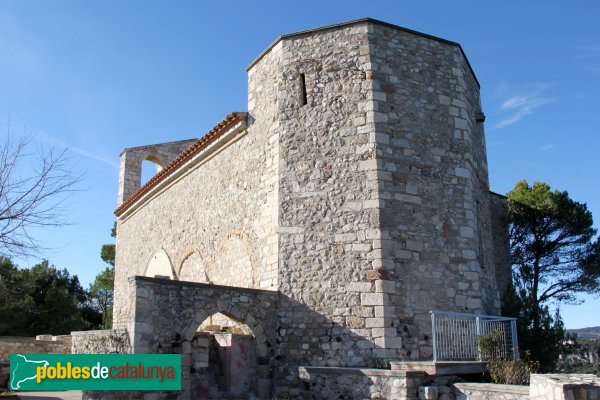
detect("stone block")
[351,243,372,252]
[366,268,390,280]
[365,318,391,328]
[406,240,424,251]
[346,316,365,329]
[374,306,396,318]
[395,193,422,204]
[347,282,372,292]
[335,232,356,242]
[361,292,388,306]
[454,167,471,179]
[375,280,396,293]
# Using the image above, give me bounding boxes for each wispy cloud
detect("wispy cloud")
[62,144,119,168]
[494,84,556,129]
[32,128,119,169]
[540,144,555,152]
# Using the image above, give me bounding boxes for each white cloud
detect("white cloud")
[32,128,119,169]
[494,84,556,129]
[62,144,119,168]
[540,144,555,151]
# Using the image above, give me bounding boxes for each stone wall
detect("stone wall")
[113,111,280,328]
[367,22,501,361]
[529,374,600,400]
[278,366,425,400]
[453,383,529,400]
[0,335,71,361]
[128,276,278,399]
[71,329,131,354]
[271,21,384,369]
[0,335,71,388]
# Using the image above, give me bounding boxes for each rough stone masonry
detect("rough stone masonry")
[107,18,513,398]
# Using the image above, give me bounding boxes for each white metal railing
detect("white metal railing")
[430,310,518,362]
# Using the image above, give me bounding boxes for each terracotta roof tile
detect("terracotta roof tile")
[115,112,247,217]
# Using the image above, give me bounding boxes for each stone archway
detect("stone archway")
[186,310,263,398]
[143,154,165,172]
[183,302,269,360]
[129,277,278,399]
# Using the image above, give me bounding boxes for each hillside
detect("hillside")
[568,326,600,340]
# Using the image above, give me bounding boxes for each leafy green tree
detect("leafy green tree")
[100,222,116,266]
[89,266,114,328]
[89,222,116,328]
[502,284,564,371]
[504,180,600,371]
[0,257,92,335]
[508,180,599,311]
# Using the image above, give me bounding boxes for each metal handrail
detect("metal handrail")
[430,310,519,362]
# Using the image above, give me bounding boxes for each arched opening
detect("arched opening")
[140,154,164,186]
[145,249,174,279]
[198,312,252,335]
[186,311,259,399]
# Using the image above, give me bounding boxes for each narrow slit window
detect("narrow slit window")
[299,73,307,106]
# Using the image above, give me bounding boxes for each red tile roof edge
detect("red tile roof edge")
[115,112,248,217]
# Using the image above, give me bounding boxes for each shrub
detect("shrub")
[485,353,539,385]
[477,330,539,385]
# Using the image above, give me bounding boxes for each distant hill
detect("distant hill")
[568,326,600,340]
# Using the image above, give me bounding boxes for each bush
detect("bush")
[478,330,539,385]
[485,354,539,385]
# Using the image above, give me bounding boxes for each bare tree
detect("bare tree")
[0,130,81,257]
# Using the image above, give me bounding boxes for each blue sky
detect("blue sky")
[1,1,599,329]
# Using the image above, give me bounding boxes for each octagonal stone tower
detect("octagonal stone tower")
[246,19,509,367]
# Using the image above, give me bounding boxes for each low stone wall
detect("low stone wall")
[530,374,600,400]
[0,335,72,389]
[453,382,529,400]
[0,335,71,361]
[71,329,131,354]
[279,366,425,400]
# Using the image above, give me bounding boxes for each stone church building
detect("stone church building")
[106,18,513,399]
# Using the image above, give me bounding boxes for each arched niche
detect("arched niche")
[179,251,211,283]
[145,248,174,279]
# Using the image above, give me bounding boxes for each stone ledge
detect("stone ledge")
[391,361,486,375]
[297,365,415,377]
[70,329,117,336]
[453,382,529,395]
